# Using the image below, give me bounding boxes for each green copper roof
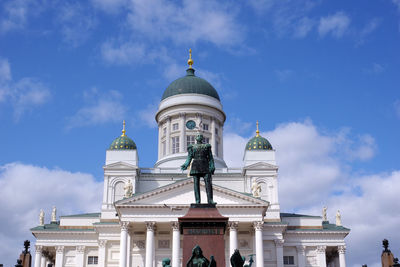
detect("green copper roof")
[245,135,273,151]
[109,135,136,150]
[162,68,220,101]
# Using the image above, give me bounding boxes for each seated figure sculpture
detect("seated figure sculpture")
[187,245,210,267]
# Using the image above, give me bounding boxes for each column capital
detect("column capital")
[120,221,129,230]
[253,221,264,231]
[296,245,306,254]
[76,246,85,253]
[35,245,43,253]
[338,245,346,254]
[56,246,64,254]
[145,221,156,232]
[171,221,180,231]
[316,245,326,253]
[179,113,186,118]
[98,240,107,248]
[274,239,284,247]
[228,221,239,231]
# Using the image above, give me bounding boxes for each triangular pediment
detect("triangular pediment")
[115,179,268,207]
[103,161,138,170]
[243,161,278,170]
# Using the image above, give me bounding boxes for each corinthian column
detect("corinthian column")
[34,245,42,267]
[253,221,264,267]
[145,222,156,267]
[228,221,239,257]
[119,222,129,267]
[76,246,85,267]
[316,246,327,267]
[338,245,346,267]
[171,222,180,267]
[55,246,64,267]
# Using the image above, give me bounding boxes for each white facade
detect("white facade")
[31,66,349,267]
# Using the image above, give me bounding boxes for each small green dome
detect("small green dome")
[109,121,137,150]
[245,135,273,151]
[245,121,273,151]
[162,68,220,101]
[109,135,136,150]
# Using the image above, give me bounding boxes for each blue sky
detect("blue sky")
[1,0,400,266]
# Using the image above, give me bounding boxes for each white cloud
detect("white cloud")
[12,78,51,119]
[0,58,51,119]
[91,0,128,14]
[138,103,158,128]
[275,69,294,82]
[101,41,148,65]
[357,18,381,45]
[0,0,47,33]
[364,63,385,75]
[57,3,97,47]
[294,17,315,38]
[318,12,351,38]
[125,0,244,47]
[248,0,318,38]
[224,119,395,267]
[67,88,128,128]
[0,162,102,267]
[0,58,11,82]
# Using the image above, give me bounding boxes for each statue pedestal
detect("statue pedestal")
[179,204,228,267]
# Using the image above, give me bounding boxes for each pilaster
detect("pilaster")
[275,239,284,267]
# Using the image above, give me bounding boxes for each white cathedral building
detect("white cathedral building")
[31,53,349,267]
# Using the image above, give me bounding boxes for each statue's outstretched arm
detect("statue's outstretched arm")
[181,146,193,170]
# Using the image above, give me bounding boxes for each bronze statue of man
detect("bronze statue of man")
[181,134,215,204]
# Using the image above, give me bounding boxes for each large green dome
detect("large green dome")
[109,121,137,150]
[161,68,220,101]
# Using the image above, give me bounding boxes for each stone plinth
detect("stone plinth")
[179,204,228,267]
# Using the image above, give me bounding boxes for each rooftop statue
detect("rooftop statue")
[251,180,261,198]
[51,206,56,222]
[322,207,327,221]
[124,179,133,198]
[181,134,216,204]
[187,245,212,267]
